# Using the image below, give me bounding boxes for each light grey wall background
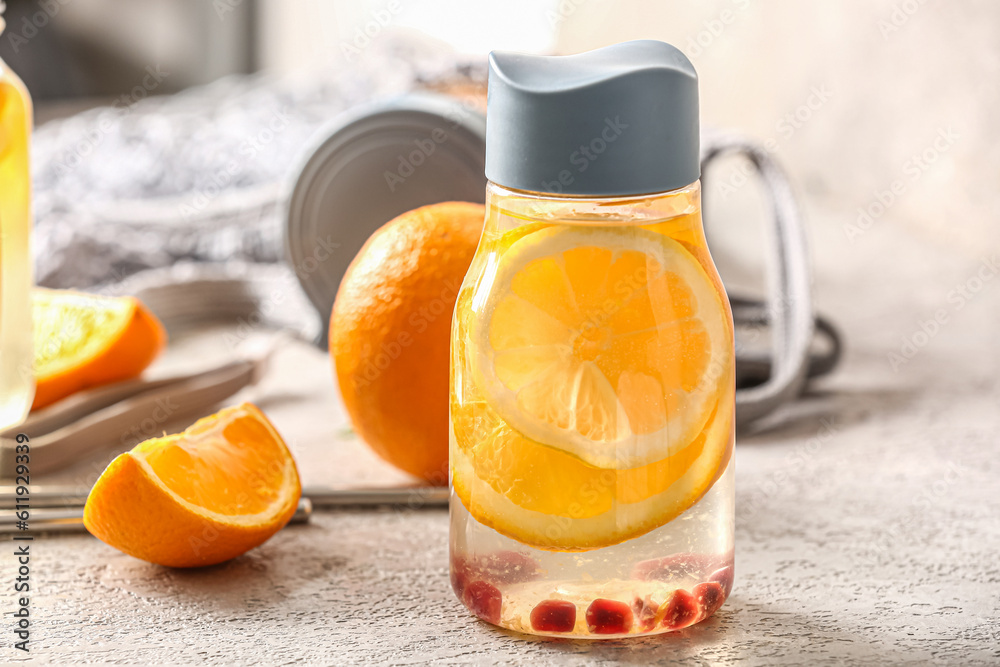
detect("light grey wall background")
[554,0,999,262]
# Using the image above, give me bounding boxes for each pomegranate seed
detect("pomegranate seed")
[631,595,659,632]
[451,551,540,602]
[708,565,734,597]
[586,599,634,635]
[462,580,503,625]
[693,581,725,619]
[530,599,577,633]
[661,589,699,630]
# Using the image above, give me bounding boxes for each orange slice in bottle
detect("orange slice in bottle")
[84,403,302,567]
[475,226,730,469]
[452,225,734,550]
[452,388,732,551]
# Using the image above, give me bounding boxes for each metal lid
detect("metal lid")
[486,40,700,197]
[285,93,487,343]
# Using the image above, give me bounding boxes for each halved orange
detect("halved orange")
[83,403,302,568]
[32,289,166,410]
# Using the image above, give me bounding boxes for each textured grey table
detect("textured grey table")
[3,209,999,666]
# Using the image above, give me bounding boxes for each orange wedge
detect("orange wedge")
[32,288,166,410]
[83,403,302,568]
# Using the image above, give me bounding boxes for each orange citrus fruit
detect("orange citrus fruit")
[451,224,733,550]
[331,201,485,484]
[83,403,302,568]
[32,288,166,410]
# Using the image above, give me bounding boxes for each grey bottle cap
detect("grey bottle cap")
[486,40,699,197]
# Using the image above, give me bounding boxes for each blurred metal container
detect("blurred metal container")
[284,93,487,343]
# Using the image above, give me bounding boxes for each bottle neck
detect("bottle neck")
[484,180,702,227]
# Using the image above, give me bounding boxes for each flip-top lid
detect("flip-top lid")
[486,40,700,196]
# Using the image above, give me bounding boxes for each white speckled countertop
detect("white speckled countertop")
[4,206,999,666]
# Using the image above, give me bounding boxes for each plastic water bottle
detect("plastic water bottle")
[449,40,735,637]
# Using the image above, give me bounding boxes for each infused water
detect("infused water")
[450,182,735,637]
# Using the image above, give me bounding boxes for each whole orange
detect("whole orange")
[330,202,485,484]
